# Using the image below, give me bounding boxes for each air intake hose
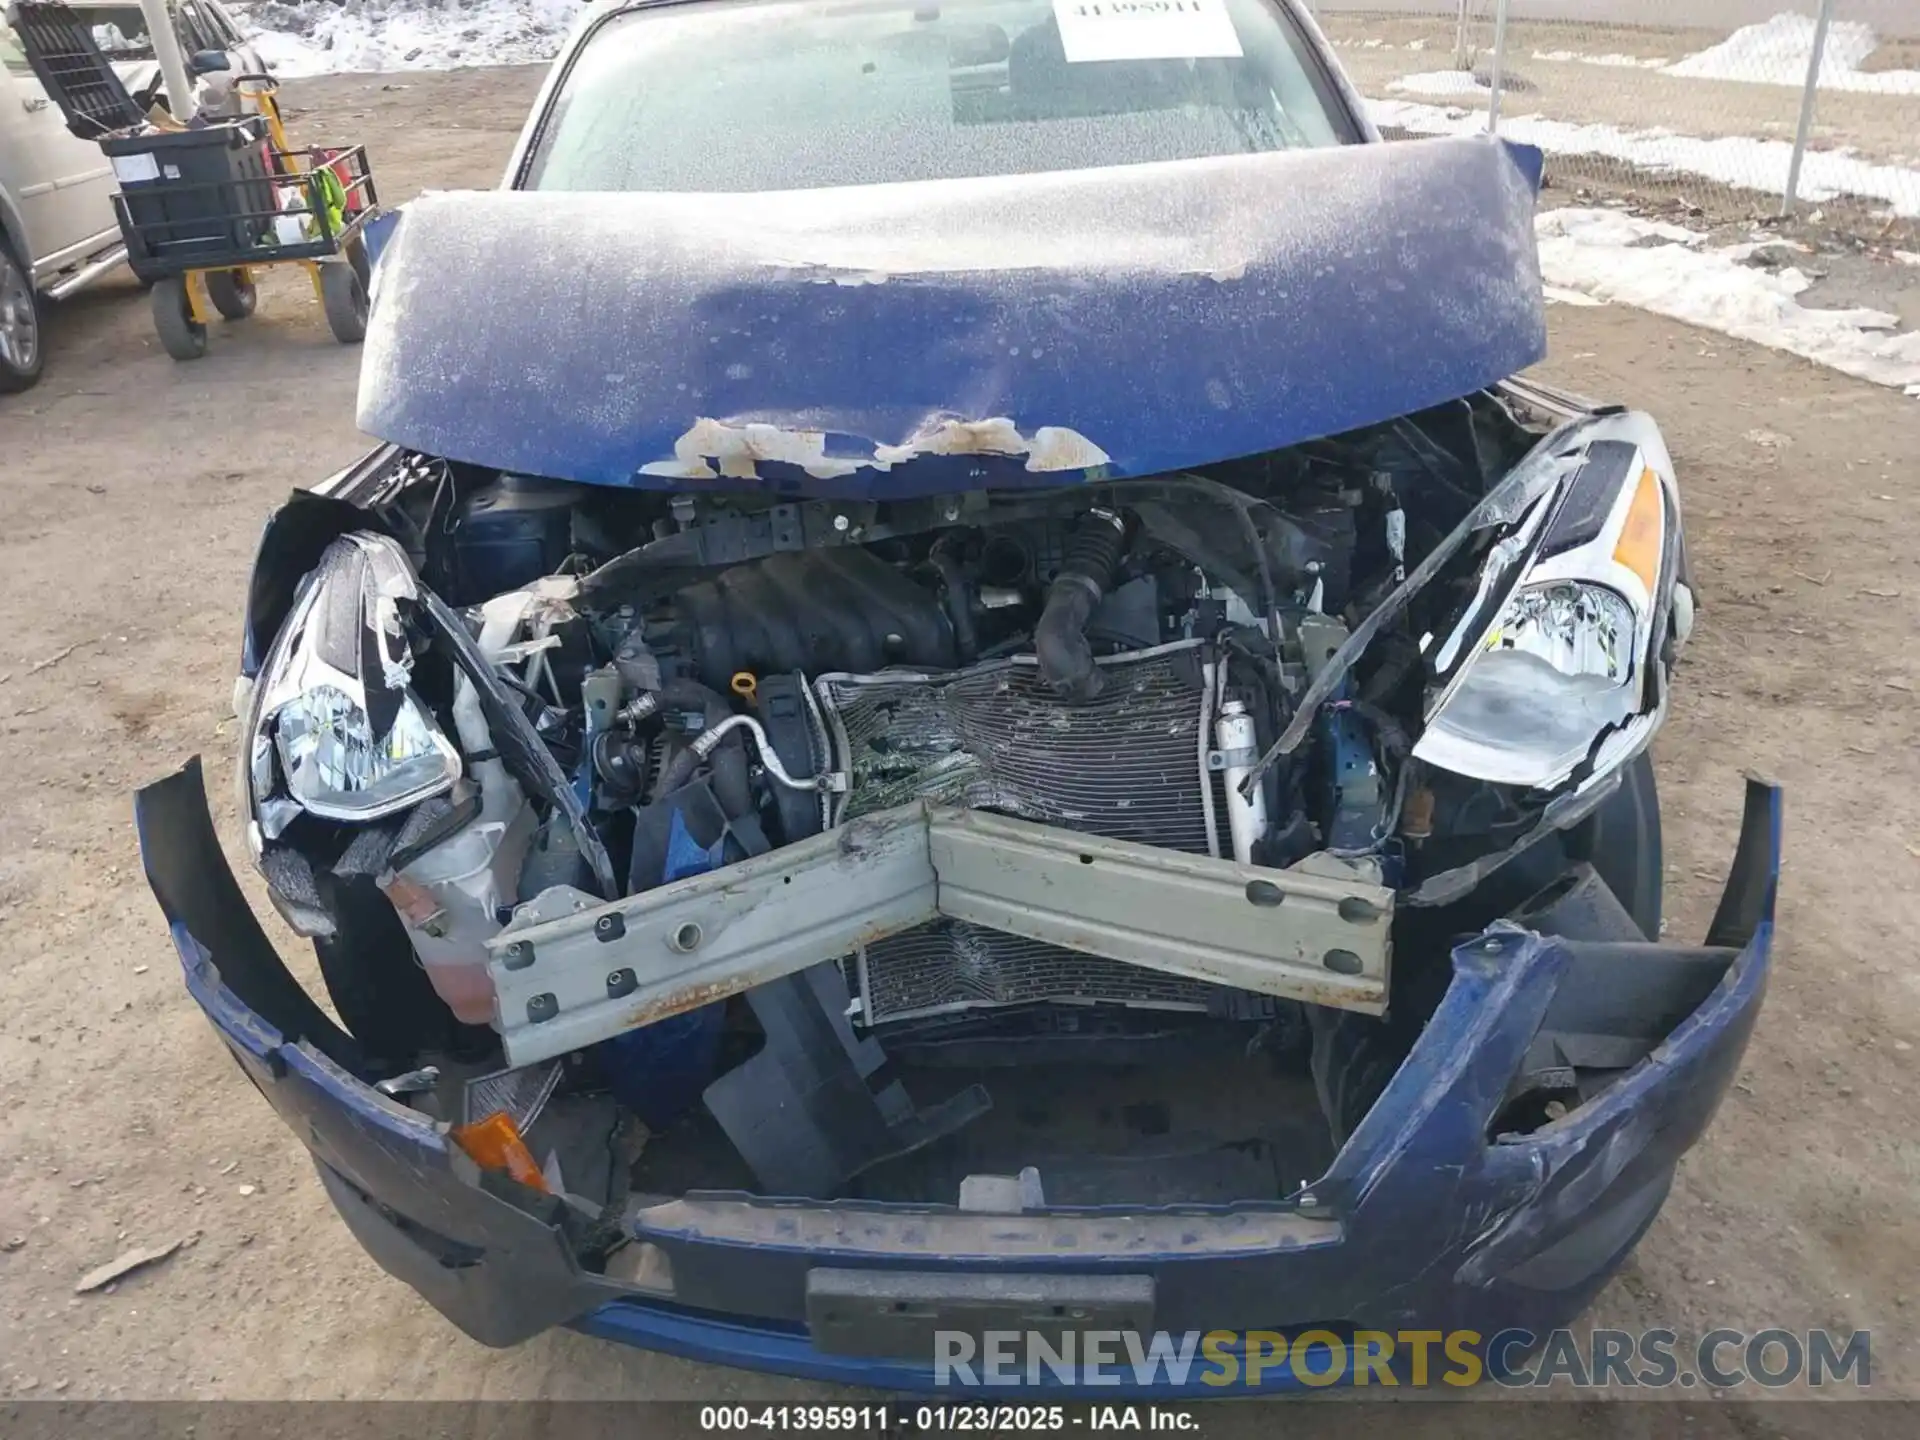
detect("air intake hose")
[1035,508,1126,700]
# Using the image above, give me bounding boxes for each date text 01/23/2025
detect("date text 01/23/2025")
[698,1407,1194,1432]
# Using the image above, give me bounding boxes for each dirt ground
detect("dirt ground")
[1,64,1917,1423]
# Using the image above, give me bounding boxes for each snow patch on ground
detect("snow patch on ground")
[1531,50,1668,70]
[1536,208,1920,396]
[240,0,584,76]
[1367,97,1920,218]
[1665,12,1920,96]
[1386,69,1488,98]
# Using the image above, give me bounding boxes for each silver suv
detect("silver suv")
[69,0,266,104]
[0,0,261,391]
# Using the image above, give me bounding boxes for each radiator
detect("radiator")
[815,642,1227,1024]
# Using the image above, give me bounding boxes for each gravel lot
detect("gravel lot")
[0,65,1916,1427]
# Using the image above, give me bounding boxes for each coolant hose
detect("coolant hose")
[1035,508,1126,700]
[650,678,753,816]
[927,542,980,664]
[656,746,700,799]
[708,744,753,820]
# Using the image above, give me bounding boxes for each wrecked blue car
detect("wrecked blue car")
[136,0,1777,1392]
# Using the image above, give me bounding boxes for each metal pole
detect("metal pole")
[1782,0,1837,216]
[1487,0,1510,132]
[136,0,198,122]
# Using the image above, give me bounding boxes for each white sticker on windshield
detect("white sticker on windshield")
[1053,0,1244,64]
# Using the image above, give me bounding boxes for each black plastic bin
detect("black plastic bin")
[104,118,277,282]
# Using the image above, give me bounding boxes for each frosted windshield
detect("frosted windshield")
[525,0,1349,193]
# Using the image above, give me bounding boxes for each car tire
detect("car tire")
[0,239,45,394]
[152,276,209,361]
[205,268,257,321]
[1315,754,1666,1143]
[320,258,368,344]
[344,233,372,290]
[1311,946,1453,1145]
[1566,751,1663,940]
[310,877,493,1069]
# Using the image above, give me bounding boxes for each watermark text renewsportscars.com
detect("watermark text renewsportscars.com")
[932,1327,1872,1389]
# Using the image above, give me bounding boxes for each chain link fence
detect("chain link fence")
[1308,0,1920,237]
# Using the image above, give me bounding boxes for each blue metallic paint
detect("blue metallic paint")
[356,136,1546,497]
[134,762,1778,1390]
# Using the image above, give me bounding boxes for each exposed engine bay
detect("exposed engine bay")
[241,387,1683,1207]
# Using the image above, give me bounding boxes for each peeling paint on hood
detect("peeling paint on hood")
[636,415,1114,482]
[357,135,1547,497]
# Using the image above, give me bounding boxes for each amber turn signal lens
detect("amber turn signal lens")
[451,1112,549,1192]
[1612,466,1665,594]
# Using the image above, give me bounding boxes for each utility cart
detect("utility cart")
[106,79,380,359]
[7,1,382,361]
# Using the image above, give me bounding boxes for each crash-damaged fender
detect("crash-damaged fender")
[356,135,1546,496]
[135,756,1779,1382]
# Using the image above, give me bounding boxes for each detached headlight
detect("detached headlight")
[245,532,460,835]
[1415,428,1681,794]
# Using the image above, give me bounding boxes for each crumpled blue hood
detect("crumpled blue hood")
[358,135,1545,497]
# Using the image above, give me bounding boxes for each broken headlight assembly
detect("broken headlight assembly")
[1414,439,1681,795]
[244,533,462,839]
[272,682,460,821]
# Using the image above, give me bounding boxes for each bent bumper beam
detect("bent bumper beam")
[487,803,1394,1069]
